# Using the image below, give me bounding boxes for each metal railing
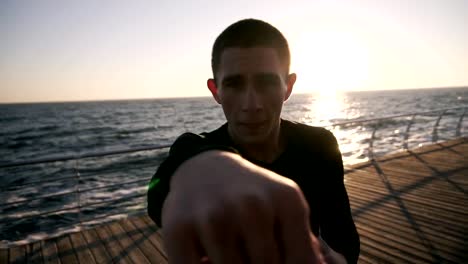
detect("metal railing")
[0,106,466,243]
[323,106,467,160]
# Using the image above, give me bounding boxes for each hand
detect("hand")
[161,150,325,264]
[318,237,347,264]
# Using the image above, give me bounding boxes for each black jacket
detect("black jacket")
[147,119,360,263]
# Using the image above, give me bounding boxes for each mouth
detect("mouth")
[238,120,268,129]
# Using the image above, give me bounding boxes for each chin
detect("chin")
[238,132,270,145]
[230,122,274,145]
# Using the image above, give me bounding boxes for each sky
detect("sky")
[1,0,467,103]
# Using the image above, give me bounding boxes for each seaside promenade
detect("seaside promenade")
[1,137,467,263]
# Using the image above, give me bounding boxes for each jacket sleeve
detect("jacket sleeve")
[319,129,360,263]
[147,133,237,227]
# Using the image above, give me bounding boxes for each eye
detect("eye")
[224,79,241,88]
[260,78,280,86]
[222,77,245,91]
[256,75,281,92]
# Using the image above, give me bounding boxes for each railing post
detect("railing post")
[369,123,378,161]
[432,110,448,142]
[73,160,82,225]
[403,114,416,150]
[455,108,466,137]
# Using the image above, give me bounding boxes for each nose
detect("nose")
[241,85,263,112]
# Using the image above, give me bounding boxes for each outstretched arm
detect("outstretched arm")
[149,146,325,263]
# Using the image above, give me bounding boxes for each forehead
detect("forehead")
[217,47,284,78]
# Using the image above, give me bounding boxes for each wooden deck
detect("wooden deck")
[1,138,467,263]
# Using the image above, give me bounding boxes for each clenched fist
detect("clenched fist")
[161,150,325,264]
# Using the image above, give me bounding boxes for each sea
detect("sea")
[1,87,467,245]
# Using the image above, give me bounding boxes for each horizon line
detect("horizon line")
[1,85,467,105]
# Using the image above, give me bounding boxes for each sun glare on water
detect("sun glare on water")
[289,30,371,163]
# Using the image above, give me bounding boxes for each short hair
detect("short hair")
[211,19,291,81]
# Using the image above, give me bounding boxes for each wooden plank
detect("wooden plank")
[356,219,461,263]
[69,231,96,264]
[355,202,463,247]
[348,186,467,227]
[56,235,79,264]
[352,211,465,260]
[359,238,407,263]
[81,228,112,263]
[26,241,43,264]
[0,248,8,264]
[357,221,465,263]
[383,176,467,198]
[352,165,430,184]
[119,218,167,264]
[351,194,467,239]
[9,245,26,263]
[451,143,468,153]
[347,181,467,218]
[131,216,167,259]
[358,251,386,264]
[140,215,165,241]
[356,202,464,248]
[378,157,437,171]
[94,222,132,264]
[358,228,432,263]
[356,218,435,254]
[107,221,150,264]
[450,168,468,185]
[346,176,465,204]
[419,152,466,166]
[348,162,463,181]
[41,238,60,264]
[380,155,458,173]
[349,177,466,204]
[350,191,463,226]
[418,150,465,162]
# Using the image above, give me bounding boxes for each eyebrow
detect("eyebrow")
[253,73,281,82]
[221,73,281,85]
[221,74,243,86]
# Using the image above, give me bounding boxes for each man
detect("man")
[148,19,360,263]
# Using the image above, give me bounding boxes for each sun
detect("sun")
[291,30,370,95]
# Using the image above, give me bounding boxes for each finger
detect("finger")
[162,223,203,264]
[200,256,211,263]
[310,234,326,263]
[280,217,322,263]
[243,221,281,264]
[197,209,245,264]
[240,198,280,264]
[317,235,331,256]
[275,187,324,263]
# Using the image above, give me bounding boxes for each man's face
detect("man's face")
[208,47,295,145]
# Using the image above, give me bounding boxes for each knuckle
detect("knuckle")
[274,181,310,218]
[238,193,272,222]
[239,192,266,210]
[197,201,230,228]
[279,180,303,201]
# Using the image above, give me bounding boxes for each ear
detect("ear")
[207,78,221,104]
[284,73,296,101]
